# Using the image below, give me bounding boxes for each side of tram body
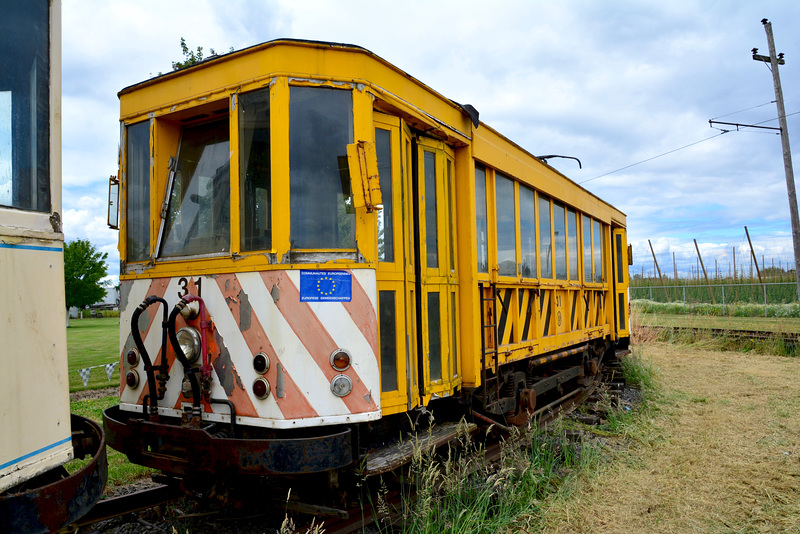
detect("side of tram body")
[0,0,73,492]
[111,40,630,470]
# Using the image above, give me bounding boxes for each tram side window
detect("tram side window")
[582,214,592,283]
[126,121,150,262]
[553,202,567,280]
[593,219,603,283]
[240,89,271,251]
[495,172,516,277]
[519,185,536,277]
[424,151,438,268]
[376,127,394,262]
[568,209,578,280]
[160,119,231,257]
[0,0,49,212]
[475,165,489,273]
[289,86,355,249]
[539,195,552,278]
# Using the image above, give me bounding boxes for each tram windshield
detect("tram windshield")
[160,119,231,257]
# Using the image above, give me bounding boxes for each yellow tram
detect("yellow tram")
[104,39,630,478]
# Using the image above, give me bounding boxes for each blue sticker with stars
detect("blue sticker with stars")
[299,270,352,302]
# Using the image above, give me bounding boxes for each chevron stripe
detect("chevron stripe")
[119,269,380,429]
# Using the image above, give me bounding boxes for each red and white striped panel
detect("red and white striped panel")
[118,269,381,429]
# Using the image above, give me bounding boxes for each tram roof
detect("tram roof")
[119,38,625,224]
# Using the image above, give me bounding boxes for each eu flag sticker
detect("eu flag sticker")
[299,270,352,302]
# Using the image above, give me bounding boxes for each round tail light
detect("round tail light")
[330,348,351,371]
[126,370,140,388]
[253,352,270,374]
[253,377,271,399]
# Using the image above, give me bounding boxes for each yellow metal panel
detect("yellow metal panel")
[271,77,291,259]
[229,94,242,254]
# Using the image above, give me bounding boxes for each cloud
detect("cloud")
[58,0,800,284]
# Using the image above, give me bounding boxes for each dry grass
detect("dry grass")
[538,342,800,533]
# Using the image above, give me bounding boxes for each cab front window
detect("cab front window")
[160,119,230,258]
[289,86,354,250]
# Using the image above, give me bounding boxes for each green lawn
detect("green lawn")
[67,317,120,392]
[638,313,800,333]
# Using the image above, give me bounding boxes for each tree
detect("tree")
[171,38,233,71]
[64,239,108,312]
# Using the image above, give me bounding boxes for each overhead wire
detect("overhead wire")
[580,109,800,185]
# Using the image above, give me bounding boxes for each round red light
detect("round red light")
[253,353,269,374]
[252,377,270,399]
[126,370,139,388]
[126,350,139,366]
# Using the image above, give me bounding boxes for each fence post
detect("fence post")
[764,284,768,318]
[683,286,686,305]
[722,284,725,316]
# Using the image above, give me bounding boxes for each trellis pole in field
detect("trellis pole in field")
[694,239,716,304]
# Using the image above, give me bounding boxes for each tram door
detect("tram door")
[374,115,419,414]
[374,117,460,413]
[612,227,631,340]
[414,137,459,401]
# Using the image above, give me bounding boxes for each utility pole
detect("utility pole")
[754,19,800,304]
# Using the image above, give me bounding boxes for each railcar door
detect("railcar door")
[374,115,419,414]
[612,227,630,341]
[414,136,460,401]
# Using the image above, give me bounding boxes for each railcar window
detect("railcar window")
[554,202,566,279]
[427,291,442,381]
[568,209,578,280]
[289,86,354,249]
[160,119,230,257]
[616,232,624,283]
[450,292,458,377]
[126,121,151,262]
[0,0,49,212]
[447,159,455,272]
[376,127,393,262]
[240,89,271,251]
[582,214,592,283]
[475,165,489,273]
[519,185,536,277]
[424,151,438,268]
[379,290,398,392]
[593,219,603,283]
[539,195,552,278]
[495,172,516,277]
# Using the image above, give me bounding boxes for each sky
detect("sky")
[60,0,800,284]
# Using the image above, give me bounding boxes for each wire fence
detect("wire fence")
[630,282,798,318]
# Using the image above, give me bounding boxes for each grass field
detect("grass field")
[67,317,119,392]
[638,312,800,333]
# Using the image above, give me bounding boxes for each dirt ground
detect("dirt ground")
[541,342,800,533]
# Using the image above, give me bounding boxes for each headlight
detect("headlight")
[176,326,202,364]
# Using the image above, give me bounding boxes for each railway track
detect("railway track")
[69,355,631,533]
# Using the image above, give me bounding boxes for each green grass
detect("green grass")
[67,317,120,392]
[358,352,661,533]
[69,395,155,487]
[638,312,800,333]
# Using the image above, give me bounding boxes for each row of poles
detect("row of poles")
[646,226,770,305]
